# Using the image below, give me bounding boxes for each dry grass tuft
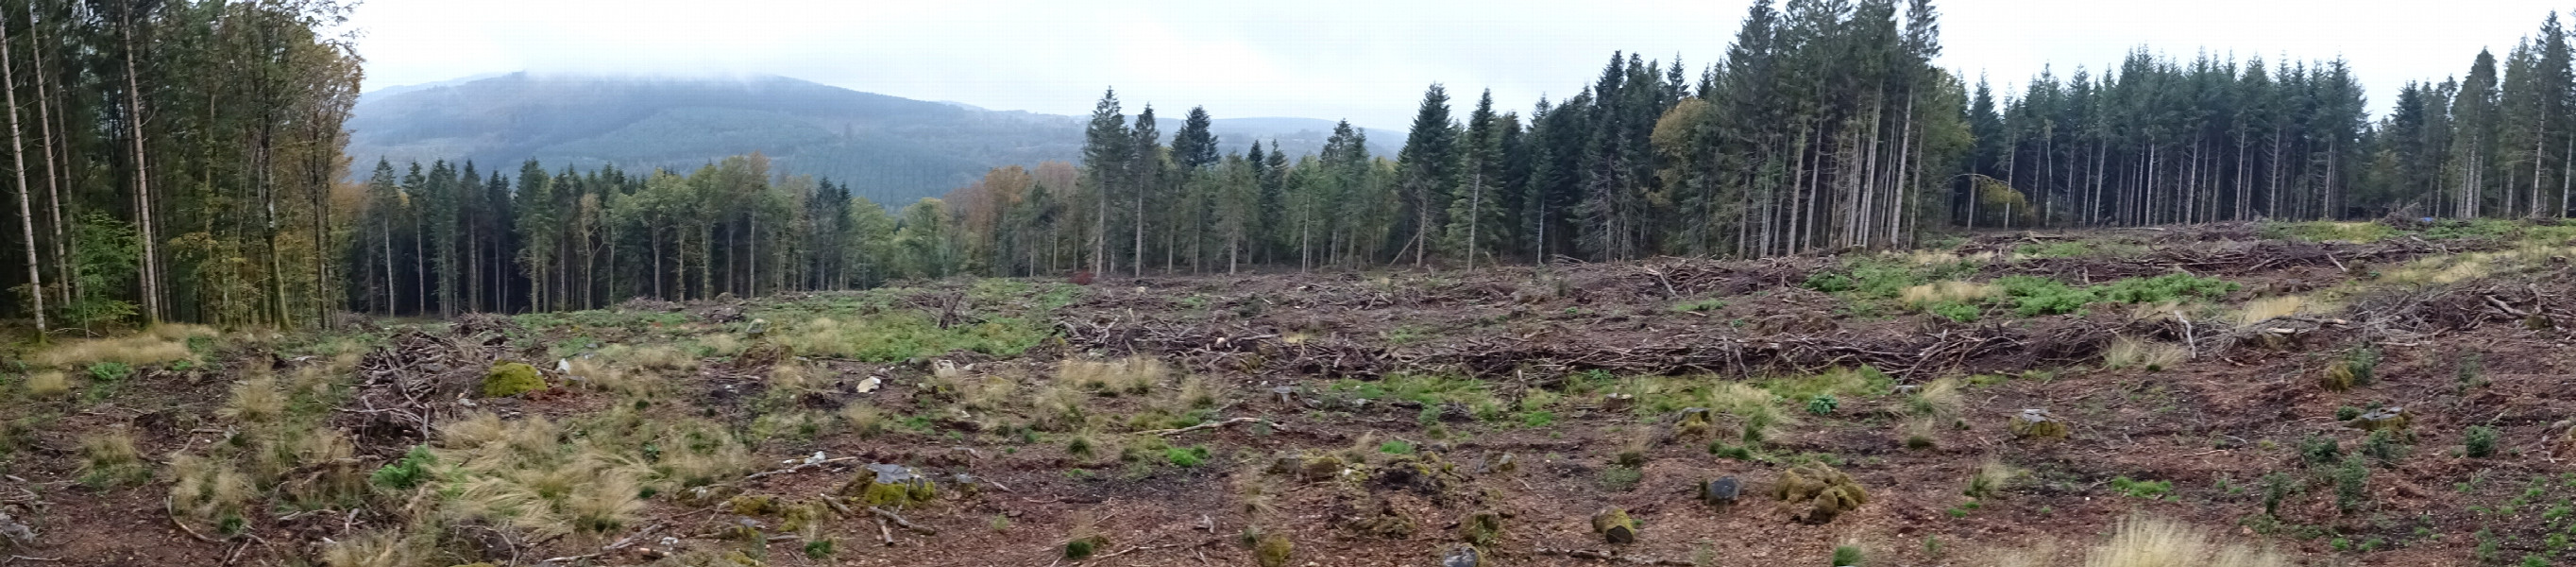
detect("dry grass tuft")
[1709,383,1793,444]
[1059,356,1168,396]
[1964,456,2022,499]
[319,530,426,567]
[34,330,195,369]
[21,370,68,397]
[694,333,747,357]
[1906,377,1965,420]
[165,455,255,531]
[1902,281,1997,307]
[78,430,149,488]
[2102,337,2188,370]
[2233,296,2305,328]
[2081,516,2286,567]
[220,377,285,425]
[841,403,890,438]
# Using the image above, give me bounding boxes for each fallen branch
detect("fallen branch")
[868,507,937,535]
[165,495,220,543]
[1532,547,1697,566]
[737,456,861,483]
[1094,543,1182,559]
[876,519,894,546]
[535,554,600,564]
[1142,417,1285,437]
[602,523,667,551]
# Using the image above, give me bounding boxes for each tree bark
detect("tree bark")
[3,15,43,336]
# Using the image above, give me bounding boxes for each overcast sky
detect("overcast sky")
[347,0,2568,130]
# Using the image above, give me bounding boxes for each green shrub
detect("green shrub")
[1599,466,1643,492]
[1924,301,1981,322]
[2334,455,2370,512]
[804,539,837,559]
[2299,436,2343,468]
[86,362,133,382]
[2424,218,2519,240]
[2092,273,2239,304]
[1378,440,1414,455]
[1995,275,2094,316]
[2261,472,2298,516]
[2110,476,2173,499]
[371,445,437,490]
[1832,543,1866,566]
[1166,445,1211,467]
[2466,425,2500,458]
[2363,430,2405,466]
[1806,395,1839,416]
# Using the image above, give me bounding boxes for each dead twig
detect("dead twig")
[1531,547,1697,566]
[165,494,220,543]
[737,456,860,483]
[868,507,937,535]
[1142,417,1284,437]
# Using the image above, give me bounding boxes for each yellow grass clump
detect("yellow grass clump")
[2234,296,2305,328]
[220,377,285,425]
[1902,281,1998,307]
[2102,337,2188,370]
[165,455,256,531]
[33,326,208,369]
[319,530,426,567]
[1059,356,1167,396]
[1905,377,1965,420]
[21,370,68,397]
[2081,516,2287,567]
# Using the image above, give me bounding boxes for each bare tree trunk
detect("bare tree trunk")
[120,6,160,323]
[26,4,66,308]
[3,15,42,336]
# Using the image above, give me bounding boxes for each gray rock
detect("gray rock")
[1442,544,1480,567]
[1702,476,1741,507]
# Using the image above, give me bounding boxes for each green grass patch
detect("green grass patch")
[2262,221,2396,243]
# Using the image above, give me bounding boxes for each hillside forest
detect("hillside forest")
[12,0,2576,325]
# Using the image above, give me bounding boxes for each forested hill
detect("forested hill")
[348,74,1386,204]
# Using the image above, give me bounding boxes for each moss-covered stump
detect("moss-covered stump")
[2346,406,2413,432]
[1590,507,1637,543]
[2008,408,2069,439]
[1772,464,1869,524]
[838,463,935,507]
[1296,454,1348,482]
[480,362,544,398]
[1458,510,1503,545]
[1254,533,1295,567]
[1063,535,1109,559]
[1676,407,1716,438]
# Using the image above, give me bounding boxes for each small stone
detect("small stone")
[854,376,882,394]
[2346,406,2413,432]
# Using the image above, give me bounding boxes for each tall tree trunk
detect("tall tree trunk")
[3,15,42,336]
[120,5,160,323]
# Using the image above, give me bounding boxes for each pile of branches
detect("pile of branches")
[1415,323,2110,379]
[1059,316,2114,381]
[334,329,501,455]
[1997,238,2484,283]
[2351,279,2576,339]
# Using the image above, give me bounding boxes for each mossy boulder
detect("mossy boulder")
[1589,507,1637,543]
[1297,455,1347,482]
[2008,408,2069,439]
[726,494,780,516]
[1676,407,1716,438]
[1345,502,1416,539]
[1772,464,1869,524]
[481,362,544,397]
[2346,406,2413,432]
[838,463,934,507]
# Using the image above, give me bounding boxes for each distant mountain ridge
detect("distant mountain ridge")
[348,73,1388,204]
